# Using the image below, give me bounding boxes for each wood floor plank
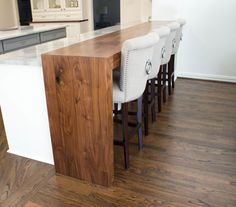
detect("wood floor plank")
[24,201,44,207]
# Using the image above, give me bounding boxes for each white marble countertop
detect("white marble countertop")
[0,25,121,67]
[0,25,66,41]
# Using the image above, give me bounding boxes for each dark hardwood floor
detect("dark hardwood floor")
[0,79,236,207]
[0,108,8,159]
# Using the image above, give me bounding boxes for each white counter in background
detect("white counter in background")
[0,25,121,164]
[0,25,66,41]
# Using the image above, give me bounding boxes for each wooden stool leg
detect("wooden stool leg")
[114,103,118,111]
[162,64,167,103]
[157,69,162,112]
[168,61,172,96]
[122,103,129,169]
[171,55,175,89]
[151,79,156,123]
[143,85,149,136]
[137,96,143,150]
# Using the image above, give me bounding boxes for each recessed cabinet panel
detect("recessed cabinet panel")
[48,0,62,10]
[0,41,3,54]
[32,0,46,11]
[40,28,66,42]
[65,0,80,9]
[33,13,56,21]
[3,34,40,52]
[60,11,83,19]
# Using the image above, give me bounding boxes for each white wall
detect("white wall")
[121,0,152,27]
[152,0,236,83]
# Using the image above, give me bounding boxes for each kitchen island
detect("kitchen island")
[42,21,168,186]
[0,21,168,186]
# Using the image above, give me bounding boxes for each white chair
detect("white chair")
[113,32,159,169]
[157,22,180,112]
[161,22,180,65]
[172,19,186,55]
[168,19,186,94]
[143,26,170,135]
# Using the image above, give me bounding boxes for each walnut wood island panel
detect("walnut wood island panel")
[42,21,165,186]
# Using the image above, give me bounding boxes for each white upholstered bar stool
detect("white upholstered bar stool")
[157,22,180,112]
[143,26,170,135]
[113,32,159,169]
[168,19,186,95]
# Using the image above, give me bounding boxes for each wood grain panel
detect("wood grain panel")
[72,57,114,185]
[42,56,67,174]
[42,55,114,186]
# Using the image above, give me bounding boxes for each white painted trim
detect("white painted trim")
[177,72,236,83]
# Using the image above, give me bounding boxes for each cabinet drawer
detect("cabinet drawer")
[33,13,56,21]
[59,11,83,20]
[0,41,3,54]
[3,34,40,52]
[40,28,66,43]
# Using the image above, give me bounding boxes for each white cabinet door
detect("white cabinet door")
[31,0,47,12]
[63,0,82,11]
[47,0,63,11]
[141,0,152,22]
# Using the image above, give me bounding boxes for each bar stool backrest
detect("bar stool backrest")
[161,22,180,65]
[172,19,187,54]
[120,32,159,103]
[149,26,170,80]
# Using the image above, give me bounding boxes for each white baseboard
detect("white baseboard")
[177,72,236,83]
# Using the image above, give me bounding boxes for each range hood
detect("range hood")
[0,0,19,31]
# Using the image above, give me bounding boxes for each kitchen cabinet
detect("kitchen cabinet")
[31,0,83,21]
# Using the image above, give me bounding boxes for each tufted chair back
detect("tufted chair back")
[172,19,186,54]
[149,26,170,80]
[161,22,180,65]
[120,32,159,103]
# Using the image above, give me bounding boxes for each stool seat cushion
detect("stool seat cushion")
[113,79,125,103]
[113,68,124,103]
